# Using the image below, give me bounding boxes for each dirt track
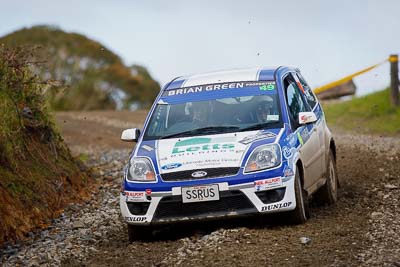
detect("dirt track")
[2,111,400,266]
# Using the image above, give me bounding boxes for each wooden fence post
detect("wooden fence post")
[389,54,399,106]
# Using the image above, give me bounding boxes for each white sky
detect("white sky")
[1,0,399,95]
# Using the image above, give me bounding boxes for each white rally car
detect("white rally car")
[120,67,338,241]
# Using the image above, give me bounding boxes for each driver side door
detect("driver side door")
[283,73,322,192]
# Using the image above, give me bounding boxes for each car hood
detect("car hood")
[151,129,281,174]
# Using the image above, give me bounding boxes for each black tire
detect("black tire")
[314,150,338,205]
[286,166,309,224]
[127,224,153,242]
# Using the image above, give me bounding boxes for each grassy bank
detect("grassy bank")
[0,46,92,245]
[322,89,400,135]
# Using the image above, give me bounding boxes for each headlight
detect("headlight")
[244,144,281,173]
[127,157,156,181]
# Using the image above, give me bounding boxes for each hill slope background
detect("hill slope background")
[0,25,160,110]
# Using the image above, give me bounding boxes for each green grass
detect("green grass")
[322,88,400,135]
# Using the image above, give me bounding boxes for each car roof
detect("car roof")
[165,66,299,90]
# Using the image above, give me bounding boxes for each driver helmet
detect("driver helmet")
[256,101,273,123]
[191,101,209,126]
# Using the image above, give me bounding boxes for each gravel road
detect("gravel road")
[1,112,399,267]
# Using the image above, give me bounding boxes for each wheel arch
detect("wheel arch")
[329,138,339,187]
[329,138,337,162]
[295,159,305,188]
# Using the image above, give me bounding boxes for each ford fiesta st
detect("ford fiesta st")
[120,67,338,241]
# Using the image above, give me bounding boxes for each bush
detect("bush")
[0,45,91,245]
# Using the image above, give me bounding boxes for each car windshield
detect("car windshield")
[143,94,282,140]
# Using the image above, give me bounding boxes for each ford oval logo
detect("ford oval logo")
[191,171,207,178]
[161,163,182,170]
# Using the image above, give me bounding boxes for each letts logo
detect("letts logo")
[171,137,235,155]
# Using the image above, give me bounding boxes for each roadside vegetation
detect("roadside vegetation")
[322,89,400,135]
[0,45,92,245]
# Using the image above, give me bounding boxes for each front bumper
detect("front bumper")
[120,175,296,225]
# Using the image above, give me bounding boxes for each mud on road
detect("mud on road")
[2,111,400,267]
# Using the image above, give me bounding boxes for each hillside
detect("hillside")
[322,89,400,135]
[0,46,92,245]
[0,25,160,110]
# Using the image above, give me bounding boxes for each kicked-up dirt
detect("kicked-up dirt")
[1,111,400,266]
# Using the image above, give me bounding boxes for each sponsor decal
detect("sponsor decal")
[300,114,311,123]
[166,82,245,96]
[259,83,275,91]
[125,191,144,197]
[125,191,146,202]
[161,162,182,170]
[296,128,310,146]
[163,81,276,97]
[284,133,297,147]
[191,171,208,178]
[239,131,276,145]
[177,158,239,168]
[145,189,152,195]
[172,137,236,155]
[283,166,294,177]
[282,146,292,159]
[244,81,275,87]
[299,113,316,124]
[267,115,279,121]
[254,177,282,191]
[141,145,154,152]
[158,132,250,173]
[125,216,147,222]
[157,99,168,105]
[297,132,304,145]
[261,201,292,212]
[299,127,310,144]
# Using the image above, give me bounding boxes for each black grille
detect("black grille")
[160,167,240,181]
[153,190,256,221]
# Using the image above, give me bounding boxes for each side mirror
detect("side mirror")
[298,112,317,125]
[121,128,141,142]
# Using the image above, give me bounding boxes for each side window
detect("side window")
[284,74,309,129]
[296,72,318,109]
[147,104,167,136]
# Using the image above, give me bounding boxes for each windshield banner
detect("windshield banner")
[163,81,276,97]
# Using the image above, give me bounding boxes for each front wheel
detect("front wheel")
[286,166,309,224]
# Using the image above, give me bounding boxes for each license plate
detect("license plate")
[181,184,220,203]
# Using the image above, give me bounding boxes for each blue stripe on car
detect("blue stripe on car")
[123,162,287,192]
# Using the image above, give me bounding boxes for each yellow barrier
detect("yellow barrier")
[313,59,388,94]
